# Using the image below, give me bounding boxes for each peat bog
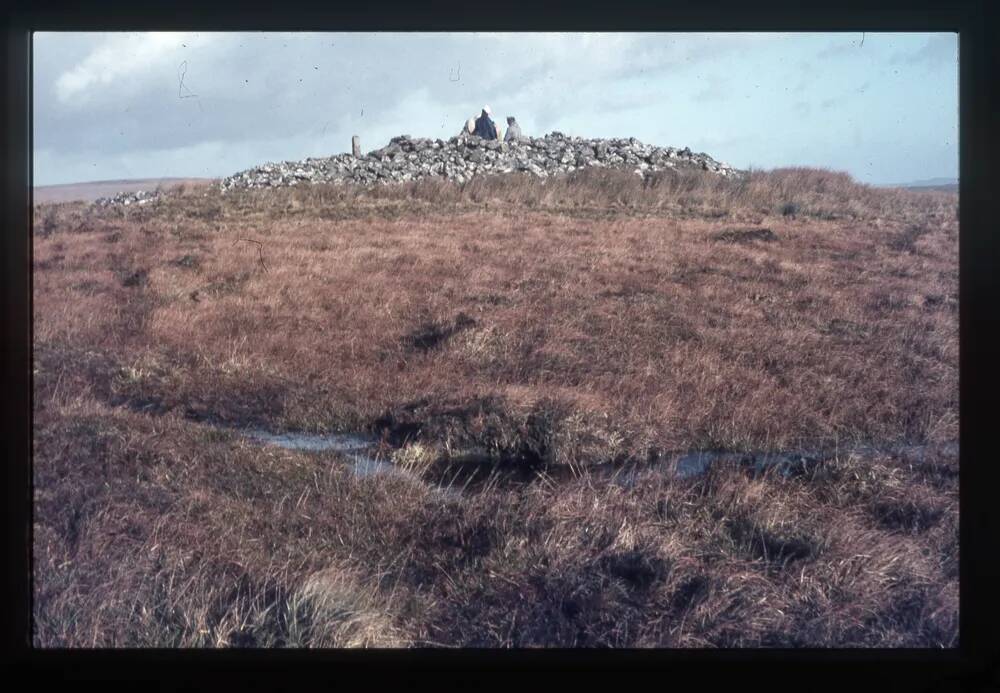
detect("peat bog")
[32,168,958,647]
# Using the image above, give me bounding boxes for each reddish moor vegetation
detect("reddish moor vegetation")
[32,168,958,647]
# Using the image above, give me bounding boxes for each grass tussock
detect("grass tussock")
[31,401,957,647]
[32,166,957,647]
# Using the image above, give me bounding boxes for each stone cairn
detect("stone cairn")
[94,189,160,207]
[94,132,741,206]
[220,132,741,192]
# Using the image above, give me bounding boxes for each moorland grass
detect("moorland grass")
[32,168,958,647]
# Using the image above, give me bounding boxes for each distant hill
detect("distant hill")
[876,177,958,192]
[33,177,213,204]
[902,177,958,188]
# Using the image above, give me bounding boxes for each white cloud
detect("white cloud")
[891,33,957,66]
[54,32,207,105]
[33,32,958,186]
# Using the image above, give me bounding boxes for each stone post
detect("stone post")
[352,135,361,158]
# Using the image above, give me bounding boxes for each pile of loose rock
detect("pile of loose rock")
[94,189,160,207]
[219,131,741,192]
[91,132,741,206]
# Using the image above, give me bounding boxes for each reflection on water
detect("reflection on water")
[242,429,374,452]
[238,427,460,494]
[226,424,957,495]
[674,452,717,479]
[348,452,402,478]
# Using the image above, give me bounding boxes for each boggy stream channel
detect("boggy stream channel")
[219,424,959,497]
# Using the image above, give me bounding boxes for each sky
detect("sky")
[32,32,958,187]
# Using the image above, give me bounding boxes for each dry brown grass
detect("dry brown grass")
[32,167,957,647]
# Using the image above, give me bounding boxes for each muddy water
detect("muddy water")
[236,427,462,494]
[225,425,958,496]
[674,451,720,479]
[242,429,375,453]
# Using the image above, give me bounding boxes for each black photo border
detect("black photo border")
[3,0,997,687]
